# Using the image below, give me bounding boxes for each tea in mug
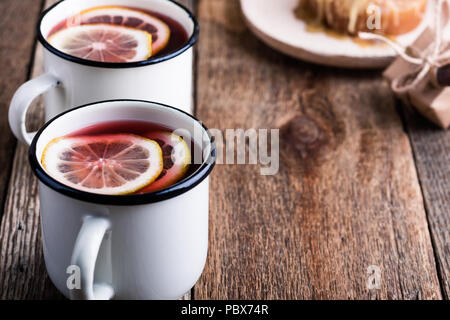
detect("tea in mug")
[47,6,189,63]
[41,120,201,195]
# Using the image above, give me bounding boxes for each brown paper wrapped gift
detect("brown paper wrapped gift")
[383,26,450,129]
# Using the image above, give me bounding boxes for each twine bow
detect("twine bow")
[359,0,450,93]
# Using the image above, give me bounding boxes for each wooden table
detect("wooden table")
[0,0,448,300]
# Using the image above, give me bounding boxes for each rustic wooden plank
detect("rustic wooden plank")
[402,107,450,299]
[0,0,63,300]
[0,0,45,218]
[0,0,195,300]
[193,0,442,299]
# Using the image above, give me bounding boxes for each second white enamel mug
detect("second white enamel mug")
[25,100,215,300]
[9,0,199,144]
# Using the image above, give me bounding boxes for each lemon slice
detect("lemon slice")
[41,134,163,195]
[48,24,152,63]
[71,6,171,55]
[138,131,191,193]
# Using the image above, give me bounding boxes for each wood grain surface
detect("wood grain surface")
[0,0,64,299]
[403,107,450,299]
[194,0,442,300]
[0,0,45,220]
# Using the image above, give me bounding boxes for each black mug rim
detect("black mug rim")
[29,99,216,206]
[37,0,200,69]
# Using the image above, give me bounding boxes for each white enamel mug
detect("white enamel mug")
[24,100,215,300]
[9,0,198,145]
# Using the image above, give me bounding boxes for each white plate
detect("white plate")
[240,0,433,69]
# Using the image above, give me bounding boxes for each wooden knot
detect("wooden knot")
[280,115,326,159]
[291,116,321,145]
[278,94,346,173]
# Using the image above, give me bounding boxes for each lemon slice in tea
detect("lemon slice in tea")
[41,134,163,195]
[48,24,152,63]
[138,131,191,193]
[72,6,171,55]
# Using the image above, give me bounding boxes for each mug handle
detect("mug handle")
[9,73,60,145]
[70,216,115,300]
